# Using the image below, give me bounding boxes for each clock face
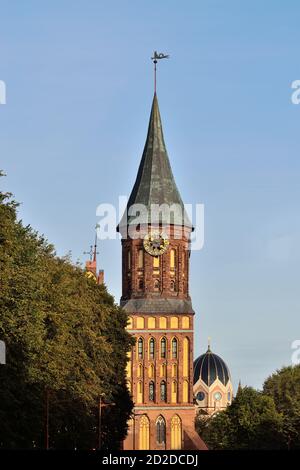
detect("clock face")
[196,391,205,402]
[143,232,169,256]
[214,392,222,402]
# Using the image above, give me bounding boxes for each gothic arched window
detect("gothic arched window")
[156,415,166,444]
[160,337,167,359]
[172,338,178,359]
[154,279,160,291]
[149,338,155,359]
[138,337,143,359]
[160,380,167,402]
[149,381,155,402]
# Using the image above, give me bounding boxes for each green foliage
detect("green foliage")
[263,364,300,449]
[196,386,284,450]
[0,174,133,448]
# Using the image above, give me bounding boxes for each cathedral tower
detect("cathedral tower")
[118,93,206,450]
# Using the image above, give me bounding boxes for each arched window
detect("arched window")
[149,338,155,360]
[137,363,143,378]
[183,380,189,403]
[149,381,155,402]
[138,279,144,290]
[139,415,149,450]
[156,415,166,444]
[148,316,155,328]
[172,338,178,359]
[148,363,154,379]
[170,249,176,269]
[171,363,177,377]
[160,363,166,377]
[154,279,160,291]
[160,337,167,359]
[160,380,167,402]
[171,381,177,403]
[136,317,144,328]
[171,415,182,450]
[182,316,189,329]
[183,337,189,376]
[137,381,143,403]
[138,337,144,359]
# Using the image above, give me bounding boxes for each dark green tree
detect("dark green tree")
[263,364,300,449]
[196,386,284,449]
[0,172,133,448]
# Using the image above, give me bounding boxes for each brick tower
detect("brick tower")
[118,93,206,450]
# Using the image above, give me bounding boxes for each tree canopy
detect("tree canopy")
[197,365,300,450]
[0,172,133,449]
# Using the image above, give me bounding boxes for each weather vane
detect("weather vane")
[151,51,169,94]
[84,224,99,262]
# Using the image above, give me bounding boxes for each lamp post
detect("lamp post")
[98,394,116,450]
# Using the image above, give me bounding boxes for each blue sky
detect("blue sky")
[1,0,300,390]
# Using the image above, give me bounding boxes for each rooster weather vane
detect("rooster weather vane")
[151,51,169,93]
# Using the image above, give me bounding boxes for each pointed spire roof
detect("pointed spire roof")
[118,93,192,230]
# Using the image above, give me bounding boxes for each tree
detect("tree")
[263,365,300,449]
[0,172,133,448]
[196,387,284,449]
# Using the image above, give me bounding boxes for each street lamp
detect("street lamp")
[98,394,116,450]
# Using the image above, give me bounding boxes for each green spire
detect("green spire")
[119,93,192,230]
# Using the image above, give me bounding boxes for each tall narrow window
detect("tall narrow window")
[183,380,189,403]
[137,363,143,378]
[156,416,166,444]
[170,249,176,269]
[171,415,182,450]
[172,338,178,359]
[171,381,177,403]
[149,338,155,360]
[148,363,154,379]
[160,380,167,402]
[160,337,167,359]
[153,256,160,268]
[137,381,143,403]
[149,381,155,402]
[139,415,149,450]
[183,337,189,376]
[138,249,144,269]
[154,279,160,291]
[138,337,143,360]
[127,250,131,270]
[160,363,166,377]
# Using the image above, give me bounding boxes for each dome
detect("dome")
[193,346,231,387]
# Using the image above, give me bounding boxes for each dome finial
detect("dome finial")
[207,337,211,352]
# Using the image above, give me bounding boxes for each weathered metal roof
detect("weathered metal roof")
[118,93,192,230]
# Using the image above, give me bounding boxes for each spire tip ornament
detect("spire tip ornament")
[151,51,169,94]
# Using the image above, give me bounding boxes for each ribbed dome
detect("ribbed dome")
[193,346,231,387]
